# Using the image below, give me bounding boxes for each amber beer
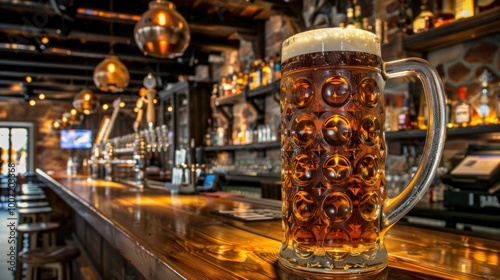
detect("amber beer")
[279,28,446,275]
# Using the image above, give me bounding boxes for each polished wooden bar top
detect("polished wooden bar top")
[37,169,500,280]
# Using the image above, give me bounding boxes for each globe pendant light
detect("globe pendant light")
[134,0,190,58]
[73,88,100,115]
[93,55,130,92]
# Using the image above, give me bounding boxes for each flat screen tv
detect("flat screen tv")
[60,129,93,149]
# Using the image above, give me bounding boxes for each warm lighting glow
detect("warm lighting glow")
[70,109,77,115]
[38,93,45,100]
[73,88,100,115]
[41,37,49,44]
[52,120,61,130]
[107,63,116,73]
[158,13,167,26]
[134,0,190,58]
[153,98,157,104]
[93,55,130,92]
[28,99,36,106]
[167,106,173,112]
[134,107,139,112]
[102,103,109,110]
[25,76,32,83]
[119,101,125,108]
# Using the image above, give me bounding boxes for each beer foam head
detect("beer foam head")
[282,28,381,62]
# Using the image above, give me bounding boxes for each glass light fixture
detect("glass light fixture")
[93,55,130,92]
[134,0,190,58]
[73,88,100,115]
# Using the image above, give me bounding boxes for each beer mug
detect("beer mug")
[279,28,446,275]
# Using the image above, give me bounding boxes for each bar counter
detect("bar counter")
[36,169,500,280]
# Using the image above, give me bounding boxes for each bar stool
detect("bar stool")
[18,246,80,280]
[17,222,60,251]
[21,189,45,196]
[17,194,47,202]
[17,201,50,208]
[18,207,53,223]
[20,184,45,195]
[15,222,60,280]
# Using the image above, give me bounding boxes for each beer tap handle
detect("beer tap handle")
[133,98,145,132]
[102,98,122,142]
[146,88,157,128]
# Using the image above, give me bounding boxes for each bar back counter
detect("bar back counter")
[36,169,500,279]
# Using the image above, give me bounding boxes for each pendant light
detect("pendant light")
[93,55,130,92]
[134,0,190,58]
[93,0,130,92]
[73,88,100,115]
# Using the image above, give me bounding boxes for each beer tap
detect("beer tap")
[133,132,147,189]
[132,73,158,188]
[103,141,114,181]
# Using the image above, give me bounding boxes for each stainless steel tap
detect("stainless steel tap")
[104,141,114,181]
[133,132,147,189]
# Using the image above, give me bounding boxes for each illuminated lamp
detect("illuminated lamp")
[93,55,130,92]
[73,88,100,115]
[134,0,190,58]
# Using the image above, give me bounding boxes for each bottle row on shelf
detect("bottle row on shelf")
[315,0,499,46]
[389,70,500,131]
[218,54,281,98]
[205,118,278,148]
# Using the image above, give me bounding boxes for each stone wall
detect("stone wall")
[429,34,500,124]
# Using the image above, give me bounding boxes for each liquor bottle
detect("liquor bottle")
[261,58,272,86]
[375,18,383,41]
[345,6,355,28]
[354,1,362,29]
[454,87,472,127]
[445,90,453,127]
[362,18,373,32]
[243,61,250,89]
[397,0,413,34]
[211,117,218,146]
[384,97,392,131]
[477,70,491,124]
[398,98,412,130]
[455,0,475,20]
[250,58,262,89]
[235,68,245,95]
[413,0,435,33]
[205,118,213,147]
[273,53,281,80]
[417,98,428,130]
[435,0,455,28]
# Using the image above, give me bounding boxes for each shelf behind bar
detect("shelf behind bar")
[385,124,500,140]
[214,93,245,106]
[245,82,276,98]
[204,141,280,152]
[220,172,280,183]
[403,8,500,53]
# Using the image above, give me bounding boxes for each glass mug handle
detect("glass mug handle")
[381,58,446,231]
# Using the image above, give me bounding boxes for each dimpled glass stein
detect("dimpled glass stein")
[279,28,446,275]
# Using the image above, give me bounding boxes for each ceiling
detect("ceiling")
[0,0,301,104]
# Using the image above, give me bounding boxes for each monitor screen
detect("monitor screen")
[60,129,93,149]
